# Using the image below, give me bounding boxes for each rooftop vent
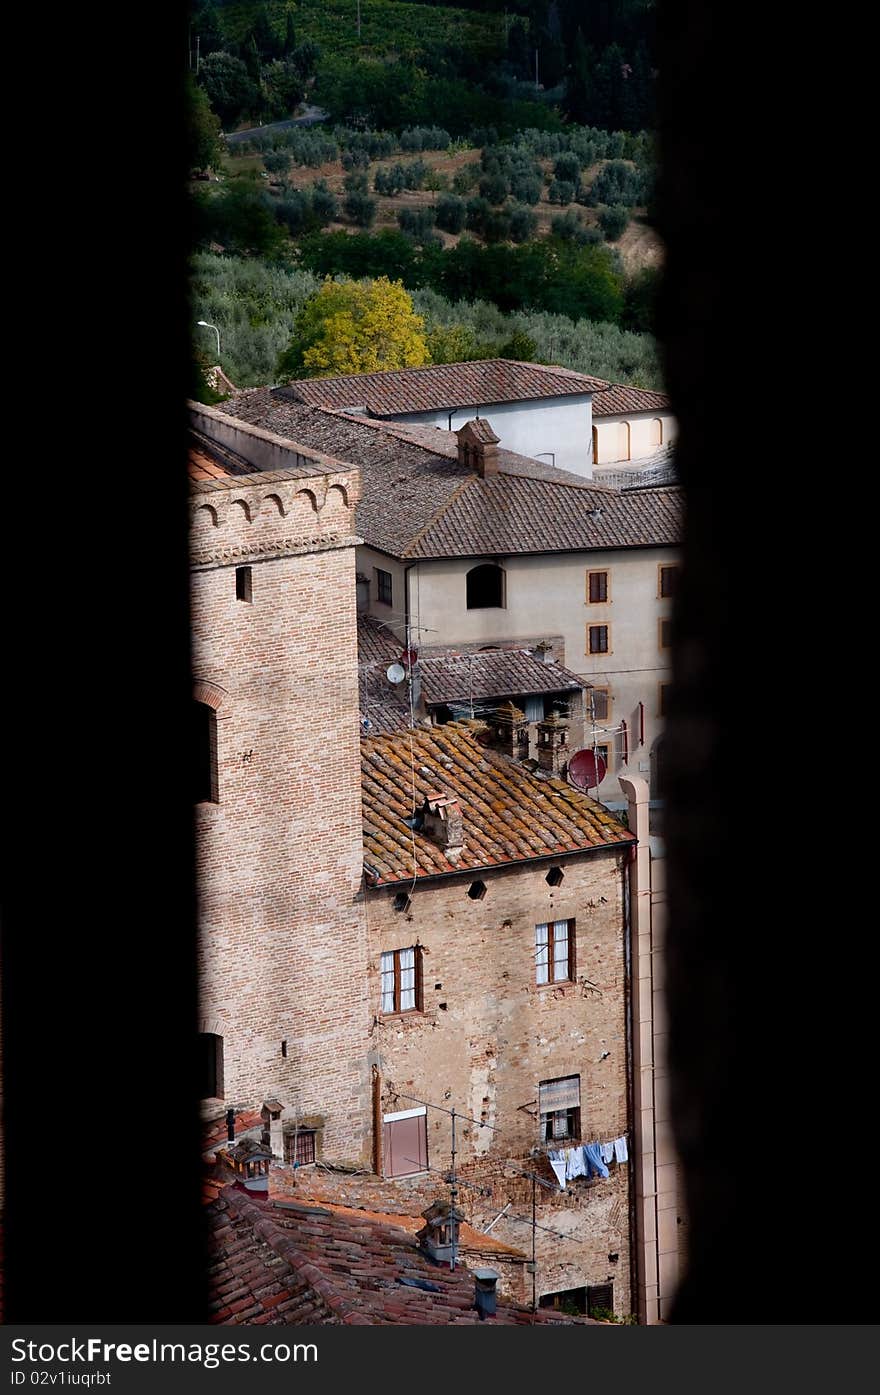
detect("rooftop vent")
[416,1199,465,1267]
[473,1267,500,1320]
[421,792,464,859]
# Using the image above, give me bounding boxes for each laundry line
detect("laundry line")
[547,1133,629,1189]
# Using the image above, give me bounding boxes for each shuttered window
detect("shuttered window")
[536,920,574,984]
[659,565,679,598]
[588,624,610,654]
[539,1075,581,1142]
[659,617,673,649]
[586,1283,614,1317]
[589,688,610,721]
[380,946,422,1014]
[587,570,609,603]
[375,568,393,606]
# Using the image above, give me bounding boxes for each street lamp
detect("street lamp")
[197,320,221,360]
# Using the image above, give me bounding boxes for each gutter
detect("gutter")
[622,853,639,1323]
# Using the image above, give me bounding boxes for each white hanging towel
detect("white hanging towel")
[566,1145,587,1180]
[613,1135,629,1164]
[600,1141,615,1164]
[549,1158,567,1190]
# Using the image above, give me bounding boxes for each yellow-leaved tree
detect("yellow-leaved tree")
[277,277,430,379]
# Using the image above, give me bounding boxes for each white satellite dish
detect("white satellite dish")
[386,663,406,685]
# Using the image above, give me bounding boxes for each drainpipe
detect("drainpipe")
[404,562,417,657]
[622,852,638,1323]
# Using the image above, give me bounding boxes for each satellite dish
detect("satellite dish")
[386,663,406,685]
[568,748,607,791]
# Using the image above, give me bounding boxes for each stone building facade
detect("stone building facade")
[189,404,372,1161]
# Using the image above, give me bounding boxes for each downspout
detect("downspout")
[404,562,417,654]
[623,850,639,1322]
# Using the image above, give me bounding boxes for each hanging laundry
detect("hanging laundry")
[565,1144,587,1180]
[584,1142,610,1179]
[613,1135,629,1164]
[548,1157,567,1191]
[600,1141,615,1164]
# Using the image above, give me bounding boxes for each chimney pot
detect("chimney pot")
[473,1267,499,1319]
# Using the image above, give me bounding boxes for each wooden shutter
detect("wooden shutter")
[587,1283,614,1316]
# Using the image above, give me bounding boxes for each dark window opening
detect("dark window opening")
[588,624,610,655]
[587,1283,615,1318]
[235,566,252,603]
[199,1033,224,1100]
[539,1075,581,1142]
[660,618,673,649]
[659,565,679,598]
[659,683,671,718]
[588,570,608,603]
[376,568,393,606]
[468,880,487,900]
[466,563,505,610]
[193,700,218,804]
[281,1040,287,1058]
[545,866,564,887]
[393,892,411,913]
[540,1286,588,1316]
[380,946,422,1013]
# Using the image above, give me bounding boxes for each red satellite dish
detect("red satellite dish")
[568,748,607,791]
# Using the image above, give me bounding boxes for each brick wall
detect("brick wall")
[366,848,633,1316]
[191,467,372,1162]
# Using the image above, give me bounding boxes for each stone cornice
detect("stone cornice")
[191,532,363,569]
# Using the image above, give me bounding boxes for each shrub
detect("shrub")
[598,204,629,241]
[452,163,481,195]
[309,180,338,225]
[341,148,370,170]
[465,196,491,235]
[424,170,449,192]
[374,164,405,196]
[435,194,466,234]
[510,173,542,205]
[588,160,647,208]
[344,189,377,228]
[397,207,437,239]
[483,208,512,243]
[263,150,291,176]
[550,209,601,246]
[479,173,510,205]
[400,125,451,151]
[553,151,581,184]
[508,204,538,243]
[548,179,575,205]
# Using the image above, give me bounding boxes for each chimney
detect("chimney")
[416,1199,465,1267]
[223,1136,273,1199]
[456,419,501,477]
[355,572,370,613]
[261,1098,285,1160]
[492,700,529,760]
[473,1267,500,1320]
[225,1107,236,1143]
[535,712,570,776]
[530,641,556,666]
[421,793,464,859]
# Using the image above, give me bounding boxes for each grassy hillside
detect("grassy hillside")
[214,0,502,61]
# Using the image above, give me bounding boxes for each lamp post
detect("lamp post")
[197,320,221,360]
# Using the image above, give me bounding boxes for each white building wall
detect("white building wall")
[594,412,678,465]
[405,547,678,801]
[389,394,595,478]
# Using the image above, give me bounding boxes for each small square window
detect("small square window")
[375,568,393,606]
[468,880,487,900]
[380,946,422,1014]
[545,866,564,887]
[536,919,574,984]
[291,1130,316,1166]
[235,566,253,603]
[659,565,679,599]
[587,570,609,604]
[659,617,673,649]
[588,624,610,655]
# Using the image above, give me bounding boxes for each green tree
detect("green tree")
[283,11,297,55]
[598,204,629,241]
[278,277,431,379]
[187,77,224,173]
[427,323,494,364]
[563,28,593,125]
[497,329,538,361]
[261,59,304,120]
[199,51,258,128]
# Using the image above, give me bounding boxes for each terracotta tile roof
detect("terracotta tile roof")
[361,724,633,885]
[207,1184,589,1325]
[279,360,608,416]
[419,649,584,707]
[224,392,682,560]
[357,613,400,665]
[202,1108,265,1156]
[188,431,254,482]
[591,383,671,416]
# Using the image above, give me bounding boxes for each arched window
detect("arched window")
[199,1033,224,1099]
[466,563,505,610]
[651,418,664,447]
[591,425,599,464]
[193,700,218,803]
[616,421,631,462]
